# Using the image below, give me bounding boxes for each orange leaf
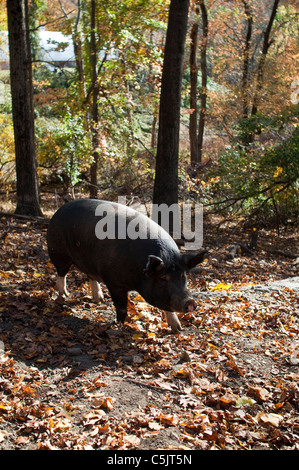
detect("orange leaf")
[100,397,114,410]
[93,378,108,388]
[247,386,271,402]
[157,413,179,426]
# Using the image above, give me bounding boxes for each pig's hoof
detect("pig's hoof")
[92,293,104,303]
[56,293,66,304]
[116,309,127,324]
[164,311,182,334]
[90,281,104,303]
[171,324,183,334]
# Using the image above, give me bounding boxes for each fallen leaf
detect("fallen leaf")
[0,430,7,442]
[157,413,179,426]
[148,421,163,431]
[248,386,271,402]
[236,396,256,407]
[226,355,245,376]
[100,397,114,410]
[220,392,238,405]
[289,350,299,365]
[83,410,106,426]
[203,428,225,444]
[211,282,232,291]
[93,378,108,388]
[132,333,144,340]
[258,412,283,427]
[122,435,141,447]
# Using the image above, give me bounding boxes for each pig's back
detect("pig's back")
[47,199,179,283]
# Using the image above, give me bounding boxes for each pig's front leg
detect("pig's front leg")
[108,285,128,324]
[90,280,104,303]
[164,311,182,333]
[56,275,69,302]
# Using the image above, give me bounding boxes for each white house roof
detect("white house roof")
[0,31,9,62]
[0,29,75,65]
[0,29,117,69]
[38,29,75,64]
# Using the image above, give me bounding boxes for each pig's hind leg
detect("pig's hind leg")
[51,254,72,302]
[90,280,104,303]
[57,275,69,301]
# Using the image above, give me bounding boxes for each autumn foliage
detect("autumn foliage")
[0,0,298,452]
[0,0,298,226]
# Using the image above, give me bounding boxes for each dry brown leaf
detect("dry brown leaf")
[157,413,179,426]
[148,421,163,431]
[258,411,283,427]
[248,385,271,402]
[93,378,108,388]
[100,397,114,410]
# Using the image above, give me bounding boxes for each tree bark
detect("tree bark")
[189,21,199,164]
[251,0,280,116]
[153,0,190,206]
[73,0,85,95]
[197,0,208,163]
[7,0,42,216]
[241,0,253,119]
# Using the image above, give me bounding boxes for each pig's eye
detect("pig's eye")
[159,275,169,286]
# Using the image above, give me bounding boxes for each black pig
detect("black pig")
[47,199,207,332]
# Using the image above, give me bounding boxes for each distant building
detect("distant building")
[0,28,76,70]
[38,28,76,69]
[0,31,9,70]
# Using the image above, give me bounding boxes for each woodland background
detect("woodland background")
[0,0,298,227]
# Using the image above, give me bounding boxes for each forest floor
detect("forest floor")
[0,196,298,451]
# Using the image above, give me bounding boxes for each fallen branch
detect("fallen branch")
[265,249,298,259]
[0,211,49,224]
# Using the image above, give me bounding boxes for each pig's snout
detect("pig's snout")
[184,299,197,313]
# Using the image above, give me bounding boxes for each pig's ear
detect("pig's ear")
[144,255,165,276]
[181,249,208,271]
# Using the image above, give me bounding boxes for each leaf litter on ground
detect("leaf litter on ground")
[0,213,298,449]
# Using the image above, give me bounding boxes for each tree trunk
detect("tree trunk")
[151,113,157,149]
[153,0,190,206]
[189,21,199,164]
[89,0,99,199]
[251,0,280,116]
[197,0,208,163]
[73,0,85,96]
[241,0,253,119]
[7,0,42,216]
